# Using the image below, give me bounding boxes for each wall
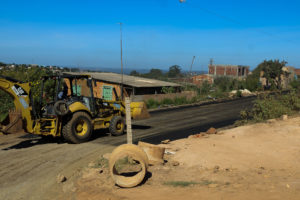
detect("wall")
[133,91,197,102]
[191,74,214,86]
[209,65,249,77]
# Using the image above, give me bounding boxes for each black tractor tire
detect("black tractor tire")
[54,101,69,116]
[62,112,93,144]
[109,116,125,136]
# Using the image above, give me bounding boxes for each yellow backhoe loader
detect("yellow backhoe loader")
[0,74,149,143]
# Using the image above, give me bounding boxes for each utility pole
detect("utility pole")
[185,56,195,88]
[118,22,124,100]
[210,58,216,76]
[189,56,196,76]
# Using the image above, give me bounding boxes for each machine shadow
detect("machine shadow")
[2,123,151,150]
[2,129,110,150]
[132,124,152,130]
[2,134,64,150]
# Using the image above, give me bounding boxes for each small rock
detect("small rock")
[161,139,170,144]
[233,184,243,188]
[102,153,111,160]
[174,148,181,152]
[281,115,288,121]
[171,161,180,166]
[57,174,67,183]
[260,167,265,170]
[208,184,218,188]
[213,165,220,173]
[214,165,220,170]
[232,135,236,138]
[206,127,217,135]
[165,150,176,155]
[267,119,276,123]
[286,184,290,188]
[88,162,95,167]
[258,171,262,174]
[188,135,195,139]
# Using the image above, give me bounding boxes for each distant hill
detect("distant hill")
[83,67,169,75]
[83,67,208,75]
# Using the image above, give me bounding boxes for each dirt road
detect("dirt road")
[74,116,300,200]
[0,98,253,200]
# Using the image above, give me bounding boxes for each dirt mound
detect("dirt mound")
[66,116,300,200]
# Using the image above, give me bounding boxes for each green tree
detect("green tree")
[130,70,140,76]
[168,65,182,78]
[258,59,287,89]
[147,68,163,78]
[141,68,167,80]
[71,68,80,72]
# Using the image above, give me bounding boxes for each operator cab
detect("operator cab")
[40,74,95,118]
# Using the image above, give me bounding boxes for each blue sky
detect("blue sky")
[0,0,299,71]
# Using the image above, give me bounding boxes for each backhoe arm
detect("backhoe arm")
[0,75,34,133]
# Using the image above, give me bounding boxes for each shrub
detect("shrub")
[211,89,227,99]
[160,98,174,105]
[236,90,242,98]
[190,96,198,103]
[174,97,188,105]
[198,80,211,95]
[238,91,300,123]
[146,99,160,109]
[162,86,176,94]
[289,79,300,90]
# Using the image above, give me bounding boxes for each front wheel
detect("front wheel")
[62,112,93,143]
[109,116,125,136]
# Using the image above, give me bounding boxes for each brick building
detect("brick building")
[209,65,250,78]
[191,74,214,86]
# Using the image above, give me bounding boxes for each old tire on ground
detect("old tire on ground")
[109,144,149,188]
[54,101,69,116]
[62,112,92,144]
[109,116,125,136]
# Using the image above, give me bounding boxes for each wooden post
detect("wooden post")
[125,97,132,144]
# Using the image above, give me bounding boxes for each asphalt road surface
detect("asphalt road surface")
[0,97,255,200]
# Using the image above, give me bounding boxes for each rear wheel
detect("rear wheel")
[62,112,92,143]
[109,116,125,136]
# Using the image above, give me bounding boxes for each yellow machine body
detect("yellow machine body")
[0,75,150,142]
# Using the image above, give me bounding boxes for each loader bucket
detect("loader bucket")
[130,102,150,120]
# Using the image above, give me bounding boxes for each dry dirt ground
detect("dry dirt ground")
[59,116,300,200]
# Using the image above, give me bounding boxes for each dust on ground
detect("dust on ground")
[61,116,300,200]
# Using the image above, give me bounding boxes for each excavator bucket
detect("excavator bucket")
[0,110,23,134]
[0,75,34,133]
[130,101,150,120]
